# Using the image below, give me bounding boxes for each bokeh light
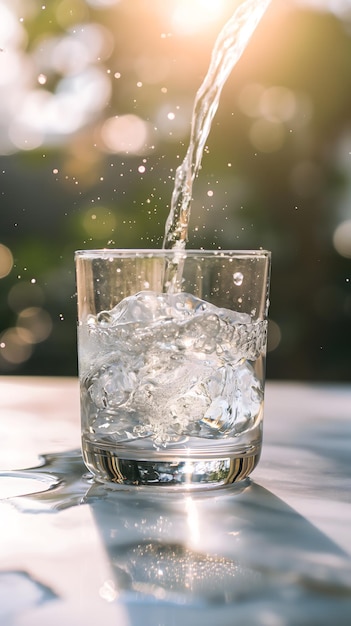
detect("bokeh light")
[0,4,113,154]
[238,83,314,154]
[8,282,45,313]
[100,114,150,154]
[267,320,282,353]
[259,86,297,122]
[0,328,33,365]
[0,244,13,278]
[17,307,53,343]
[34,24,114,76]
[333,220,351,258]
[249,118,285,153]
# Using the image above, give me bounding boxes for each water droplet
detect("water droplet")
[138,165,146,173]
[167,112,175,120]
[37,73,47,85]
[233,272,244,286]
[207,190,214,197]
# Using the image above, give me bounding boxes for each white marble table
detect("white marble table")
[1,377,351,625]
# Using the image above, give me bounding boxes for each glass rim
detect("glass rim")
[75,248,271,259]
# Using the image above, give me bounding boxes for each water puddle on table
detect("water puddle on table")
[0,449,89,512]
[1,450,351,620]
[0,570,58,619]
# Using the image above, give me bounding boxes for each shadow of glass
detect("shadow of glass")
[4,450,351,624]
[83,479,351,624]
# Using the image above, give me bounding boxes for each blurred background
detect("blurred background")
[0,0,350,381]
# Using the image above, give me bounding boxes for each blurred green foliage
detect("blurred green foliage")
[0,0,350,380]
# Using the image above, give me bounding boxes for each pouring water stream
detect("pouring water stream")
[162,0,271,290]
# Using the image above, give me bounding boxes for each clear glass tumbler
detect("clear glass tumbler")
[75,249,271,488]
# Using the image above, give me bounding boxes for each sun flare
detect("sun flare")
[171,0,228,35]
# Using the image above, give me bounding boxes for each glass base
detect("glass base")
[82,439,260,488]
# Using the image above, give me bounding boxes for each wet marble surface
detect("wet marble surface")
[0,377,351,625]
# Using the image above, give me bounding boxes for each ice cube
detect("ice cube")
[88,362,138,409]
[233,362,263,428]
[83,292,266,447]
[189,362,262,438]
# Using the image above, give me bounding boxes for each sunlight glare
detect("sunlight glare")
[185,496,200,546]
[171,0,228,35]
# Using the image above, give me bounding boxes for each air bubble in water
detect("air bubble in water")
[97,311,112,325]
[233,272,244,286]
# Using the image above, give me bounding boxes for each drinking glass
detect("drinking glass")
[75,249,271,488]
